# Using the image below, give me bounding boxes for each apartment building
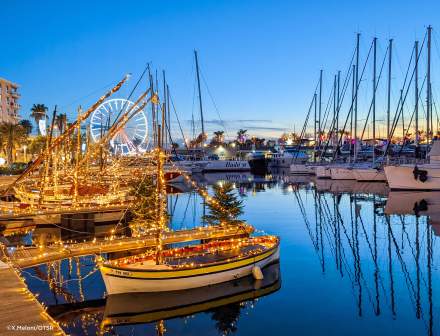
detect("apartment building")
[0,77,20,123]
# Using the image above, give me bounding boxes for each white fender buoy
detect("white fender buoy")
[252,266,264,280]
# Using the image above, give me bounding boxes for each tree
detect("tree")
[189,132,207,148]
[236,129,247,144]
[55,113,67,134]
[129,176,169,236]
[30,104,48,134]
[19,119,33,135]
[0,123,28,166]
[28,135,47,156]
[213,130,225,144]
[203,182,244,226]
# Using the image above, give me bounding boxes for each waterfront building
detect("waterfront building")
[0,77,20,123]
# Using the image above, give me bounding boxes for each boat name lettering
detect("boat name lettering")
[113,269,132,276]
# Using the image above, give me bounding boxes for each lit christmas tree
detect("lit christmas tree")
[203,182,244,226]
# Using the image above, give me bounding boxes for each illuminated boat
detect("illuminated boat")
[100,235,280,294]
[102,261,281,327]
[13,183,132,208]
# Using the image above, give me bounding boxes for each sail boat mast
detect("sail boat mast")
[387,39,393,142]
[318,69,323,148]
[372,37,377,163]
[354,33,360,161]
[415,40,419,146]
[426,25,432,144]
[194,50,205,137]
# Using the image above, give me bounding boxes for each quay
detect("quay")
[7,224,254,268]
[0,261,64,335]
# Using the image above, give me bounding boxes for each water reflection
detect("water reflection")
[14,174,440,335]
[102,262,280,329]
[292,184,436,336]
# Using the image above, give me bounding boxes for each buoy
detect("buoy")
[252,266,264,280]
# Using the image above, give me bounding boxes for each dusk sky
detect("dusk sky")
[2,0,440,140]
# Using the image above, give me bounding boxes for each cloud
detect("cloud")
[244,126,289,131]
[172,118,290,139]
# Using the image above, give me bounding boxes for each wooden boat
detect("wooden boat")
[102,261,281,327]
[100,235,280,294]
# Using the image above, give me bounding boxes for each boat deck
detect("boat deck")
[166,244,265,267]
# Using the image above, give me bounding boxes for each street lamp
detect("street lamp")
[22,145,27,162]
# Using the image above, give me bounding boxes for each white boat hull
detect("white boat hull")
[290,164,315,175]
[330,167,355,180]
[315,166,331,179]
[352,168,386,182]
[384,165,440,190]
[203,160,250,172]
[101,246,279,294]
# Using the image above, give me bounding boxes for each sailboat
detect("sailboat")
[100,235,280,294]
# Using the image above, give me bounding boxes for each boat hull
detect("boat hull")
[384,165,440,190]
[315,166,331,179]
[203,160,250,172]
[101,245,280,294]
[352,168,386,182]
[102,262,281,326]
[330,167,355,180]
[290,164,315,175]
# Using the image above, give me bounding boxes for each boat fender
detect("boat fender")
[252,266,264,280]
[413,166,419,179]
[413,166,428,182]
[419,170,428,182]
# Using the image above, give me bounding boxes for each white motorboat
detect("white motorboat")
[268,150,309,168]
[203,159,250,172]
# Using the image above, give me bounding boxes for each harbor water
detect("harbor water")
[20,173,439,335]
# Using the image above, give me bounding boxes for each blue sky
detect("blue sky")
[2,0,440,140]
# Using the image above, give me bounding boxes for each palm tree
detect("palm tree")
[0,123,28,166]
[55,113,67,134]
[19,119,33,135]
[236,129,247,144]
[213,130,225,144]
[30,104,48,134]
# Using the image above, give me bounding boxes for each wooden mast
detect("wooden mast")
[162,70,167,148]
[73,106,82,205]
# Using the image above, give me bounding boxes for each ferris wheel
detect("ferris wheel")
[90,98,148,155]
